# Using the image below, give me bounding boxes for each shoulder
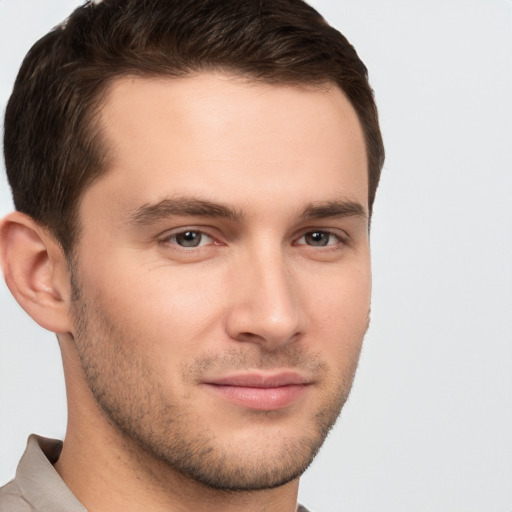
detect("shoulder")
[0,480,34,512]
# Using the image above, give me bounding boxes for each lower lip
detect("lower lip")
[204,384,308,411]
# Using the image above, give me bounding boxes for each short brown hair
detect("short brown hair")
[4,0,384,254]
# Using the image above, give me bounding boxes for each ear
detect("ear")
[0,211,74,334]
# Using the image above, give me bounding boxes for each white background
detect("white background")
[1,1,511,511]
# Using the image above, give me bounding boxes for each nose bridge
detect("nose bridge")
[226,239,302,347]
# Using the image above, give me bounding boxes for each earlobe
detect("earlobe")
[0,212,73,334]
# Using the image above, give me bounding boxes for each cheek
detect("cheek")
[79,256,228,350]
[306,262,371,350]
[77,241,370,364]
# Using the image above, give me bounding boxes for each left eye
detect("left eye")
[296,231,340,247]
[167,230,213,248]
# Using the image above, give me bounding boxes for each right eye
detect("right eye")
[164,230,214,248]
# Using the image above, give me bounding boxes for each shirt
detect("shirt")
[0,435,312,511]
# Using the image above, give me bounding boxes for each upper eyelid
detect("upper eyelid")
[157,226,351,244]
[294,230,347,246]
[168,230,213,240]
[158,229,218,251]
[294,226,350,241]
[158,226,218,240]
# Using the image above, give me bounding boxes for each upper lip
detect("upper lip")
[204,372,310,388]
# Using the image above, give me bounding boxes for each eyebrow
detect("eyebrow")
[300,200,367,222]
[128,197,367,226]
[128,197,243,225]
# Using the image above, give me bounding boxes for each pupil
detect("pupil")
[177,231,201,247]
[307,231,328,246]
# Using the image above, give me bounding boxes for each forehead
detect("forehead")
[85,73,368,219]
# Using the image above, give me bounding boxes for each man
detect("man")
[0,0,384,510]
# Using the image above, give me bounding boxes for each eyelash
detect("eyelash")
[159,228,348,250]
[160,229,217,249]
[294,231,344,248]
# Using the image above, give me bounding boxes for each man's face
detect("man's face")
[70,73,370,490]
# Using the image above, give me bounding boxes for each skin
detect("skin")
[0,73,370,512]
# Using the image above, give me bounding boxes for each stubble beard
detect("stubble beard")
[69,275,362,492]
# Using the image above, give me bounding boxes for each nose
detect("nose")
[225,245,304,350]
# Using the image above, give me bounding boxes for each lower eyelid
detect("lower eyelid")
[160,230,214,247]
[158,229,349,249]
[296,231,344,246]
